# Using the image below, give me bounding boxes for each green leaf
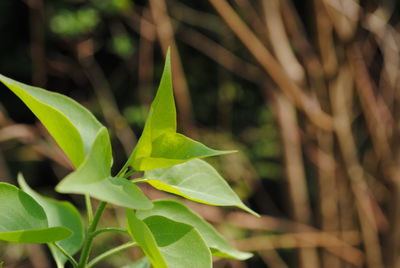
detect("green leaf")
[0,74,106,168]
[0,183,72,243]
[123,258,150,268]
[126,210,168,268]
[18,175,84,268]
[0,74,144,211]
[143,159,259,216]
[56,128,152,210]
[126,50,233,171]
[126,210,211,268]
[136,200,252,260]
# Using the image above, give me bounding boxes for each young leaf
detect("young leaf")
[56,128,152,210]
[0,183,72,243]
[18,175,84,268]
[0,74,106,168]
[143,159,259,216]
[126,210,212,268]
[136,200,252,260]
[126,50,234,171]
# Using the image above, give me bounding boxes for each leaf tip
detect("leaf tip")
[219,149,239,155]
[166,47,171,59]
[235,251,254,260]
[239,205,260,217]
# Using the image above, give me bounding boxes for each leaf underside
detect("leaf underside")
[0,183,72,243]
[56,128,152,210]
[126,210,212,268]
[144,159,258,216]
[136,200,252,260]
[18,175,84,268]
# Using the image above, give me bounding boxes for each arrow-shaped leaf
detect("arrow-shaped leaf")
[0,74,106,168]
[0,75,144,210]
[143,159,258,216]
[126,50,233,171]
[0,183,72,243]
[136,200,252,260]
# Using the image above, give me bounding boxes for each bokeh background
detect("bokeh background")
[1,0,400,267]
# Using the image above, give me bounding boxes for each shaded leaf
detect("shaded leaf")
[56,128,152,210]
[126,50,233,171]
[0,183,72,243]
[136,200,252,260]
[0,74,106,168]
[126,210,211,268]
[124,257,150,268]
[126,210,168,268]
[18,175,84,268]
[143,159,258,216]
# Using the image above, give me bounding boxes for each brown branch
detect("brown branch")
[262,0,305,84]
[347,44,393,164]
[138,8,156,105]
[148,0,197,136]
[331,65,384,268]
[258,249,289,268]
[322,0,360,42]
[76,39,137,157]
[316,129,341,268]
[208,0,333,130]
[27,0,46,86]
[271,91,320,268]
[235,232,363,266]
[177,27,264,84]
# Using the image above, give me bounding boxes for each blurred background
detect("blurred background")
[0,0,400,267]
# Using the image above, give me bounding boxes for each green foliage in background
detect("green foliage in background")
[51,7,100,37]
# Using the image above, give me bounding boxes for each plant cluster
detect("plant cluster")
[0,51,257,268]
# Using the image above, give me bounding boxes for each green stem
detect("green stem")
[131,178,148,183]
[91,228,128,238]
[85,195,93,224]
[77,163,134,267]
[116,163,130,177]
[51,242,78,268]
[123,169,139,178]
[78,201,107,268]
[87,242,137,268]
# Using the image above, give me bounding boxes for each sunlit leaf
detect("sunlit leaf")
[0,183,72,243]
[126,210,211,268]
[0,75,144,211]
[18,175,84,268]
[126,50,233,171]
[56,128,152,210]
[0,74,106,168]
[143,159,258,216]
[136,200,252,260]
